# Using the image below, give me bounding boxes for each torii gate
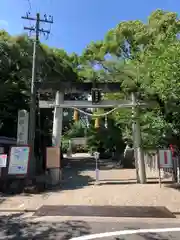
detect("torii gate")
[38,81,155,185]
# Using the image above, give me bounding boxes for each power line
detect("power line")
[26,0,32,10]
[21,12,53,171]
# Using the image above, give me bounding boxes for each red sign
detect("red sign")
[164,151,168,164]
[0,154,7,167]
[159,150,173,168]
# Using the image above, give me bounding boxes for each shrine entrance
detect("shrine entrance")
[38,81,155,185]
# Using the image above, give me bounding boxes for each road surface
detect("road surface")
[0,213,180,239]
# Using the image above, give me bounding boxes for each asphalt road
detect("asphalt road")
[0,214,180,239]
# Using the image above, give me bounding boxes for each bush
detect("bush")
[86,117,125,157]
[61,138,69,153]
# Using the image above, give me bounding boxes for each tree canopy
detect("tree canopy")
[1,9,180,151]
[79,9,180,149]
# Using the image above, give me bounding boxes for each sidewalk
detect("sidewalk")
[0,169,180,214]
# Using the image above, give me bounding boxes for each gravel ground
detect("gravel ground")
[1,167,180,214]
[0,155,177,213]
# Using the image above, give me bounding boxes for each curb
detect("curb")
[0,208,37,212]
[26,216,180,223]
[0,212,179,223]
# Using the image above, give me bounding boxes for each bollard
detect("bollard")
[94,152,100,185]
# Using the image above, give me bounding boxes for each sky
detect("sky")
[1,0,180,54]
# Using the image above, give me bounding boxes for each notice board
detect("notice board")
[8,146,30,175]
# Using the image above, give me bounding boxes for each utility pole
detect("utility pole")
[131,92,146,184]
[22,12,53,173]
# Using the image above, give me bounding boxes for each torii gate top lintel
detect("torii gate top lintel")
[37,81,122,94]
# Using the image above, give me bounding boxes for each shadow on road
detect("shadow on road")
[139,232,171,240]
[123,226,173,240]
[165,183,180,191]
[0,214,174,240]
[0,214,91,239]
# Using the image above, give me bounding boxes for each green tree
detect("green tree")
[79,9,180,150]
[3,9,180,153]
[0,31,79,138]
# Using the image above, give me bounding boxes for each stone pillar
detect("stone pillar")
[131,92,146,184]
[50,91,64,185]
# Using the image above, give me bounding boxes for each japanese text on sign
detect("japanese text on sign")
[8,146,30,175]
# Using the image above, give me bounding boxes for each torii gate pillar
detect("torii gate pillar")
[50,91,64,185]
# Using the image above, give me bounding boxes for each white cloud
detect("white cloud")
[0,20,8,27]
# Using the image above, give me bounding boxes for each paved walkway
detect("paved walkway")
[0,167,180,214]
[0,154,177,213]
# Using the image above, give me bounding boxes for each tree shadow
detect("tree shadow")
[59,156,132,190]
[45,158,164,192]
[49,157,117,191]
[116,233,171,240]
[44,157,124,192]
[165,183,180,191]
[138,232,172,240]
[123,227,173,240]
[0,213,91,239]
[0,157,121,195]
[60,167,94,191]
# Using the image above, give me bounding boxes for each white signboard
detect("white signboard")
[159,149,173,168]
[0,154,7,167]
[8,146,30,175]
[17,110,29,145]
